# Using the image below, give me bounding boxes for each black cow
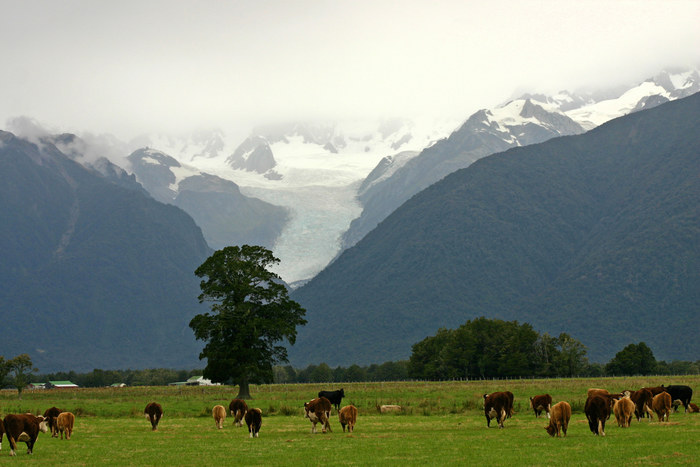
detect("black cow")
[245,408,262,438]
[144,402,163,431]
[585,394,614,436]
[318,389,345,411]
[42,407,62,438]
[662,385,693,413]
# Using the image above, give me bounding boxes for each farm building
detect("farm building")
[48,380,79,389]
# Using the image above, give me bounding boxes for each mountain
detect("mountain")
[289,92,700,367]
[341,69,700,252]
[0,130,212,372]
[127,147,288,250]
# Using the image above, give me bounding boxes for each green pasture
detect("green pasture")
[1,376,698,465]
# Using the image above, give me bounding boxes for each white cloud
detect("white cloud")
[0,0,698,139]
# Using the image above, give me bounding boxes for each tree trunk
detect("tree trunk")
[236,374,252,400]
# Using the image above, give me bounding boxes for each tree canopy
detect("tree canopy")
[605,342,657,376]
[189,245,306,399]
[408,317,589,380]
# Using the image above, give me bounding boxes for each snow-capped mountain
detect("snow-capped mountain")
[340,68,700,254]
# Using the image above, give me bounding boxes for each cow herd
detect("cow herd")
[2,382,696,456]
[484,383,696,438]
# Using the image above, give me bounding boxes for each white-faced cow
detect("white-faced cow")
[613,397,635,428]
[42,407,62,438]
[584,394,615,436]
[245,408,262,438]
[318,389,345,412]
[212,405,226,429]
[529,394,552,418]
[2,414,49,456]
[304,397,332,433]
[229,399,248,427]
[144,402,163,431]
[484,392,511,429]
[56,412,75,440]
[339,405,357,433]
[652,392,671,422]
[662,385,693,413]
[545,401,571,437]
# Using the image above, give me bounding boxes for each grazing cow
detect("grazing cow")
[244,408,262,438]
[529,394,552,418]
[629,388,654,422]
[318,389,345,412]
[613,397,635,428]
[645,386,666,396]
[42,407,62,438]
[212,405,226,429]
[584,395,614,436]
[483,392,511,429]
[2,414,48,456]
[662,385,693,413]
[56,412,75,440]
[144,402,163,431]
[339,405,357,432]
[688,403,699,413]
[304,397,332,433]
[544,401,571,437]
[652,392,671,422]
[229,399,248,427]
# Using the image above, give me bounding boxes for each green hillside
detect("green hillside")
[290,93,700,366]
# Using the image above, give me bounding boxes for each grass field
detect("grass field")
[1,376,698,465]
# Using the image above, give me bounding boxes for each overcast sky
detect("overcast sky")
[1,0,698,140]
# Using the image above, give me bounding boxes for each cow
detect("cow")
[144,402,163,431]
[662,385,693,413]
[42,407,62,438]
[378,405,402,414]
[629,388,654,422]
[0,415,4,450]
[2,414,48,456]
[483,392,511,429]
[584,394,614,436]
[56,412,75,440]
[339,405,357,433]
[529,394,552,418]
[212,405,226,429]
[318,389,345,412]
[652,392,671,422]
[544,401,571,437]
[304,397,332,433]
[689,403,699,413]
[229,399,248,427]
[244,408,262,438]
[645,386,666,396]
[613,397,635,428]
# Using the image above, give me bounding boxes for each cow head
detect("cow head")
[37,416,49,433]
[303,402,310,419]
[544,424,556,437]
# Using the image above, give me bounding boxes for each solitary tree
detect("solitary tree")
[7,354,37,400]
[189,245,306,399]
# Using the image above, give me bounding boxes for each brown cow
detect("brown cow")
[544,401,571,437]
[529,394,552,418]
[645,386,666,396]
[2,414,48,456]
[0,415,4,451]
[689,402,699,413]
[212,405,226,429]
[304,397,332,433]
[652,392,671,422]
[483,392,511,429]
[229,399,248,427]
[629,388,654,422]
[144,402,163,431]
[245,408,262,438]
[339,405,357,433]
[584,395,614,436]
[613,397,635,428]
[56,412,75,440]
[42,407,62,438]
